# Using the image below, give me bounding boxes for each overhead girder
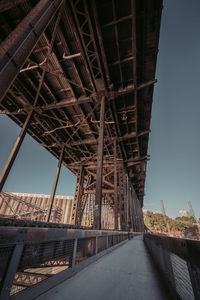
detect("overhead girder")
[0,0,163,228]
[0,0,65,102]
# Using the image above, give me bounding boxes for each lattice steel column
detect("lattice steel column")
[127,177,133,230]
[71,166,84,225]
[46,146,65,222]
[131,187,137,231]
[114,141,118,230]
[94,96,105,229]
[119,167,126,230]
[123,171,128,231]
[77,174,91,225]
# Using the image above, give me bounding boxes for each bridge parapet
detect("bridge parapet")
[144,233,200,300]
[0,225,137,300]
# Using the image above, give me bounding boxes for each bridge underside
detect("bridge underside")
[0,0,162,230]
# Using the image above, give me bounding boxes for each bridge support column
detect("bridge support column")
[119,167,126,231]
[131,187,137,231]
[114,141,118,230]
[0,111,33,192]
[71,166,84,225]
[127,177,133,230]
[94,96,105,229]
[46,145,64,222]
[124,172,128,231]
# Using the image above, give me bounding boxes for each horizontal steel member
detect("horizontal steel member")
[0,0,26,12]
[69,130,149,147]
[0,226,127,246]
[84,189,114,194]
[40,96,92,111]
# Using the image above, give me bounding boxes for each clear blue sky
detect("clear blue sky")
[144,0,200,218]
[0,0,200,218]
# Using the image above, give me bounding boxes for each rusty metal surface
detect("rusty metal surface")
[0,225,129,299]
[0,0,163,210]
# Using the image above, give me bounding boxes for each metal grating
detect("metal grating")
[19,239,74,270]
[144,234,200,300]
[170,253,194,300]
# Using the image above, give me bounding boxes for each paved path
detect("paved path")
[36,235,170,300]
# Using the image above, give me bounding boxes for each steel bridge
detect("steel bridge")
[0,0,200,299]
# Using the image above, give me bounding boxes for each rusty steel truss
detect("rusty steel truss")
[0,0,163,230]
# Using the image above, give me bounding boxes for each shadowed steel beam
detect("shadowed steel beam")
[41,97,91,111]
[127,177,133,230]
[94,96,105,229]
[0,0,65,102]
[0,111,33,192]
[114,141,118,230]
[0,0,26,12]
[46,146,65,222]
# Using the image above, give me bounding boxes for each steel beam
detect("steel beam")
[94,96,105,229]
[0,0,26,12]
[0,0,64,102]
[114,141,118,230]
[69,131,139,147]
[41,97,92,111]
[0,111,33,192]
[46,146,65,222]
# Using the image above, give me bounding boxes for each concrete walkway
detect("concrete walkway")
[36,235,170,300]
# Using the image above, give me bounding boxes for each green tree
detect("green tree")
[174,216,196,232]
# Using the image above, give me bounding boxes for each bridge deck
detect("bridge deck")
[36,235,170,300]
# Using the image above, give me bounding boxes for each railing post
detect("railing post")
[95,236,98,255]
[106,235,109,249]
[0,243,24,300]
[71,238,78,268]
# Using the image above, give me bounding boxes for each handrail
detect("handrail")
[144,233,200,299]
[0,226,132,300]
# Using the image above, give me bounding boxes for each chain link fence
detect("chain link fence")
[0,227,129,299]
[144,233,200,300]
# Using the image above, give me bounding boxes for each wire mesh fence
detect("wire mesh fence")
[144,234,200,300]
[0,228,128,299]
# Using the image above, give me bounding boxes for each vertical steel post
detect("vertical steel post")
[114,141,118,230]
[94,96,105,229]
[127,177,133,230]
[71,166,84,225]
[46,146,65,222]
[0,111,33,192]
[95,235,98,255]
[71,238,78,268]
[126,174,129,230]
[123,172,128,231]
[0,243,24,300]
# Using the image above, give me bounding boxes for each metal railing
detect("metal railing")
[0,226,130,300]
[144,233,200,300]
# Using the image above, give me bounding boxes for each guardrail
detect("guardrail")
[0,226,131,300]
[144,233,200,300]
